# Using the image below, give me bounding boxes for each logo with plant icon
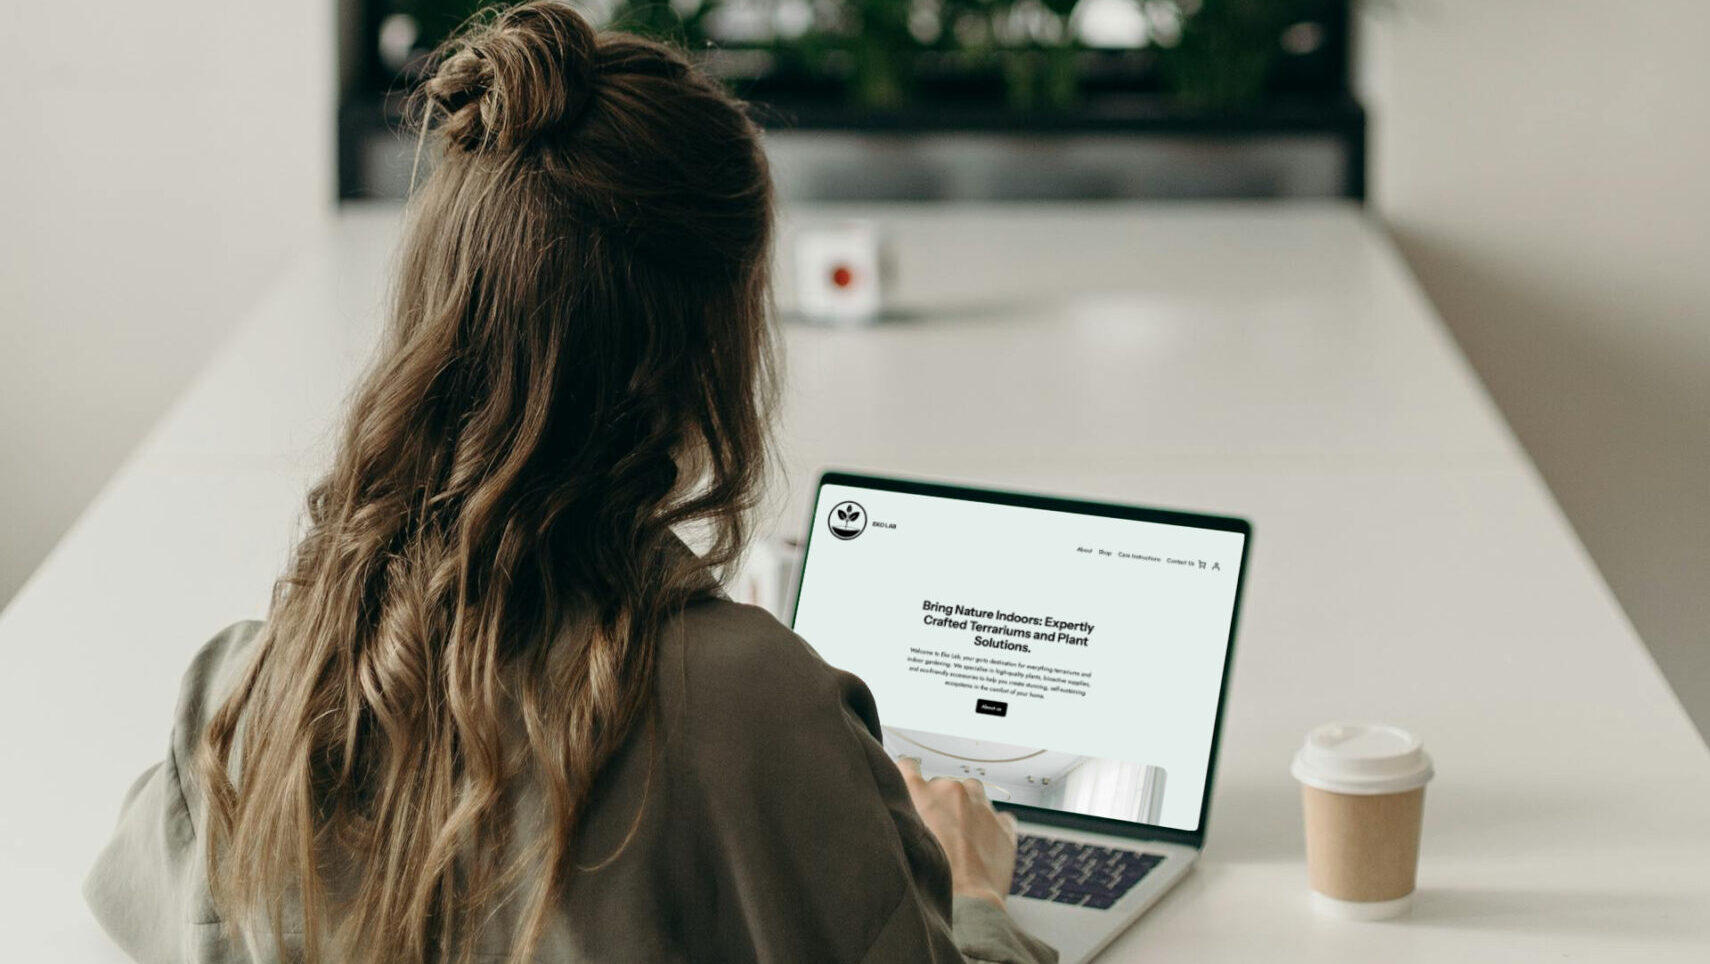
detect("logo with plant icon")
[828,501,867,540]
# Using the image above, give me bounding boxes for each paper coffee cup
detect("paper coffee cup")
[1291,722,1433,920]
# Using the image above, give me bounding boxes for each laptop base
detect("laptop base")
[1002,823,1199,964]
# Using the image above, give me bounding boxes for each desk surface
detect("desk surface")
[3,202,1706,960]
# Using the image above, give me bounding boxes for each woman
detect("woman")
[84,3,1056,962]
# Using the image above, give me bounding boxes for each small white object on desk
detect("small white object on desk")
[791,220,883,324]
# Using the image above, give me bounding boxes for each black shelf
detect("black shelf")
[341,90,1365,200]
[749,92,1365,136]
[339,1,1362,200]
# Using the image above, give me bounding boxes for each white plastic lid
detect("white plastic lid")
[1291,722,1434,795]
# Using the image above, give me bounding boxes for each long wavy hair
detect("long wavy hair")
[198,4,775,961]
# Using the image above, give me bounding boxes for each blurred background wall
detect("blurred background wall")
[1359,0,1710,733]
[0,4,336,603]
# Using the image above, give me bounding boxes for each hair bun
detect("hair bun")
[422,2,599,154]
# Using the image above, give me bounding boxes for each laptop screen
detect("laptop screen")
[791,473,1249,835]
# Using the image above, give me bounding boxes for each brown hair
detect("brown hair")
[198,3,775,961]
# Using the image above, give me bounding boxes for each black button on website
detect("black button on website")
[976,698,1009,717]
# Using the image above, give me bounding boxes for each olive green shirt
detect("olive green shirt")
[85,603,1057,963]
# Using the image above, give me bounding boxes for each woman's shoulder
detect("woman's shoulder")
[173,622,263,733]
[662,597,877,750]
[169,622,264,804]
[672,598,833,686]
[670,598,851,704]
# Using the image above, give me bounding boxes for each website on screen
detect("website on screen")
[792,483,1245,831]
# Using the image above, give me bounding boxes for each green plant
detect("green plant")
[850,0,918,109]
[605,0,723,46]
[389,0,1351,116]
[936,0,1082,111]
[1153,0,1334,110]
[395,0,486,50]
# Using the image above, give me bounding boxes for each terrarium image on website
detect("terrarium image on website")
[883,726,1168,824]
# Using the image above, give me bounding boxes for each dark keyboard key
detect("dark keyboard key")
[1008,834,1164,910]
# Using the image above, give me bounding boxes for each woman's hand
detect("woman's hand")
[897,756,1019,909]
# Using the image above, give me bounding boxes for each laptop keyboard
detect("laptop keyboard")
[1008,834,1165,910]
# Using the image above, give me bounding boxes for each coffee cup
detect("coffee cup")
[1291,722,1433,920]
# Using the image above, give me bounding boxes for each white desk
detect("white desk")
[3,202,1706,960]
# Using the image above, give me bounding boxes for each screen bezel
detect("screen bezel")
[789,469,1252,850]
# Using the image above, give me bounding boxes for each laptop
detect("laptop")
[790,471,1251,963]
